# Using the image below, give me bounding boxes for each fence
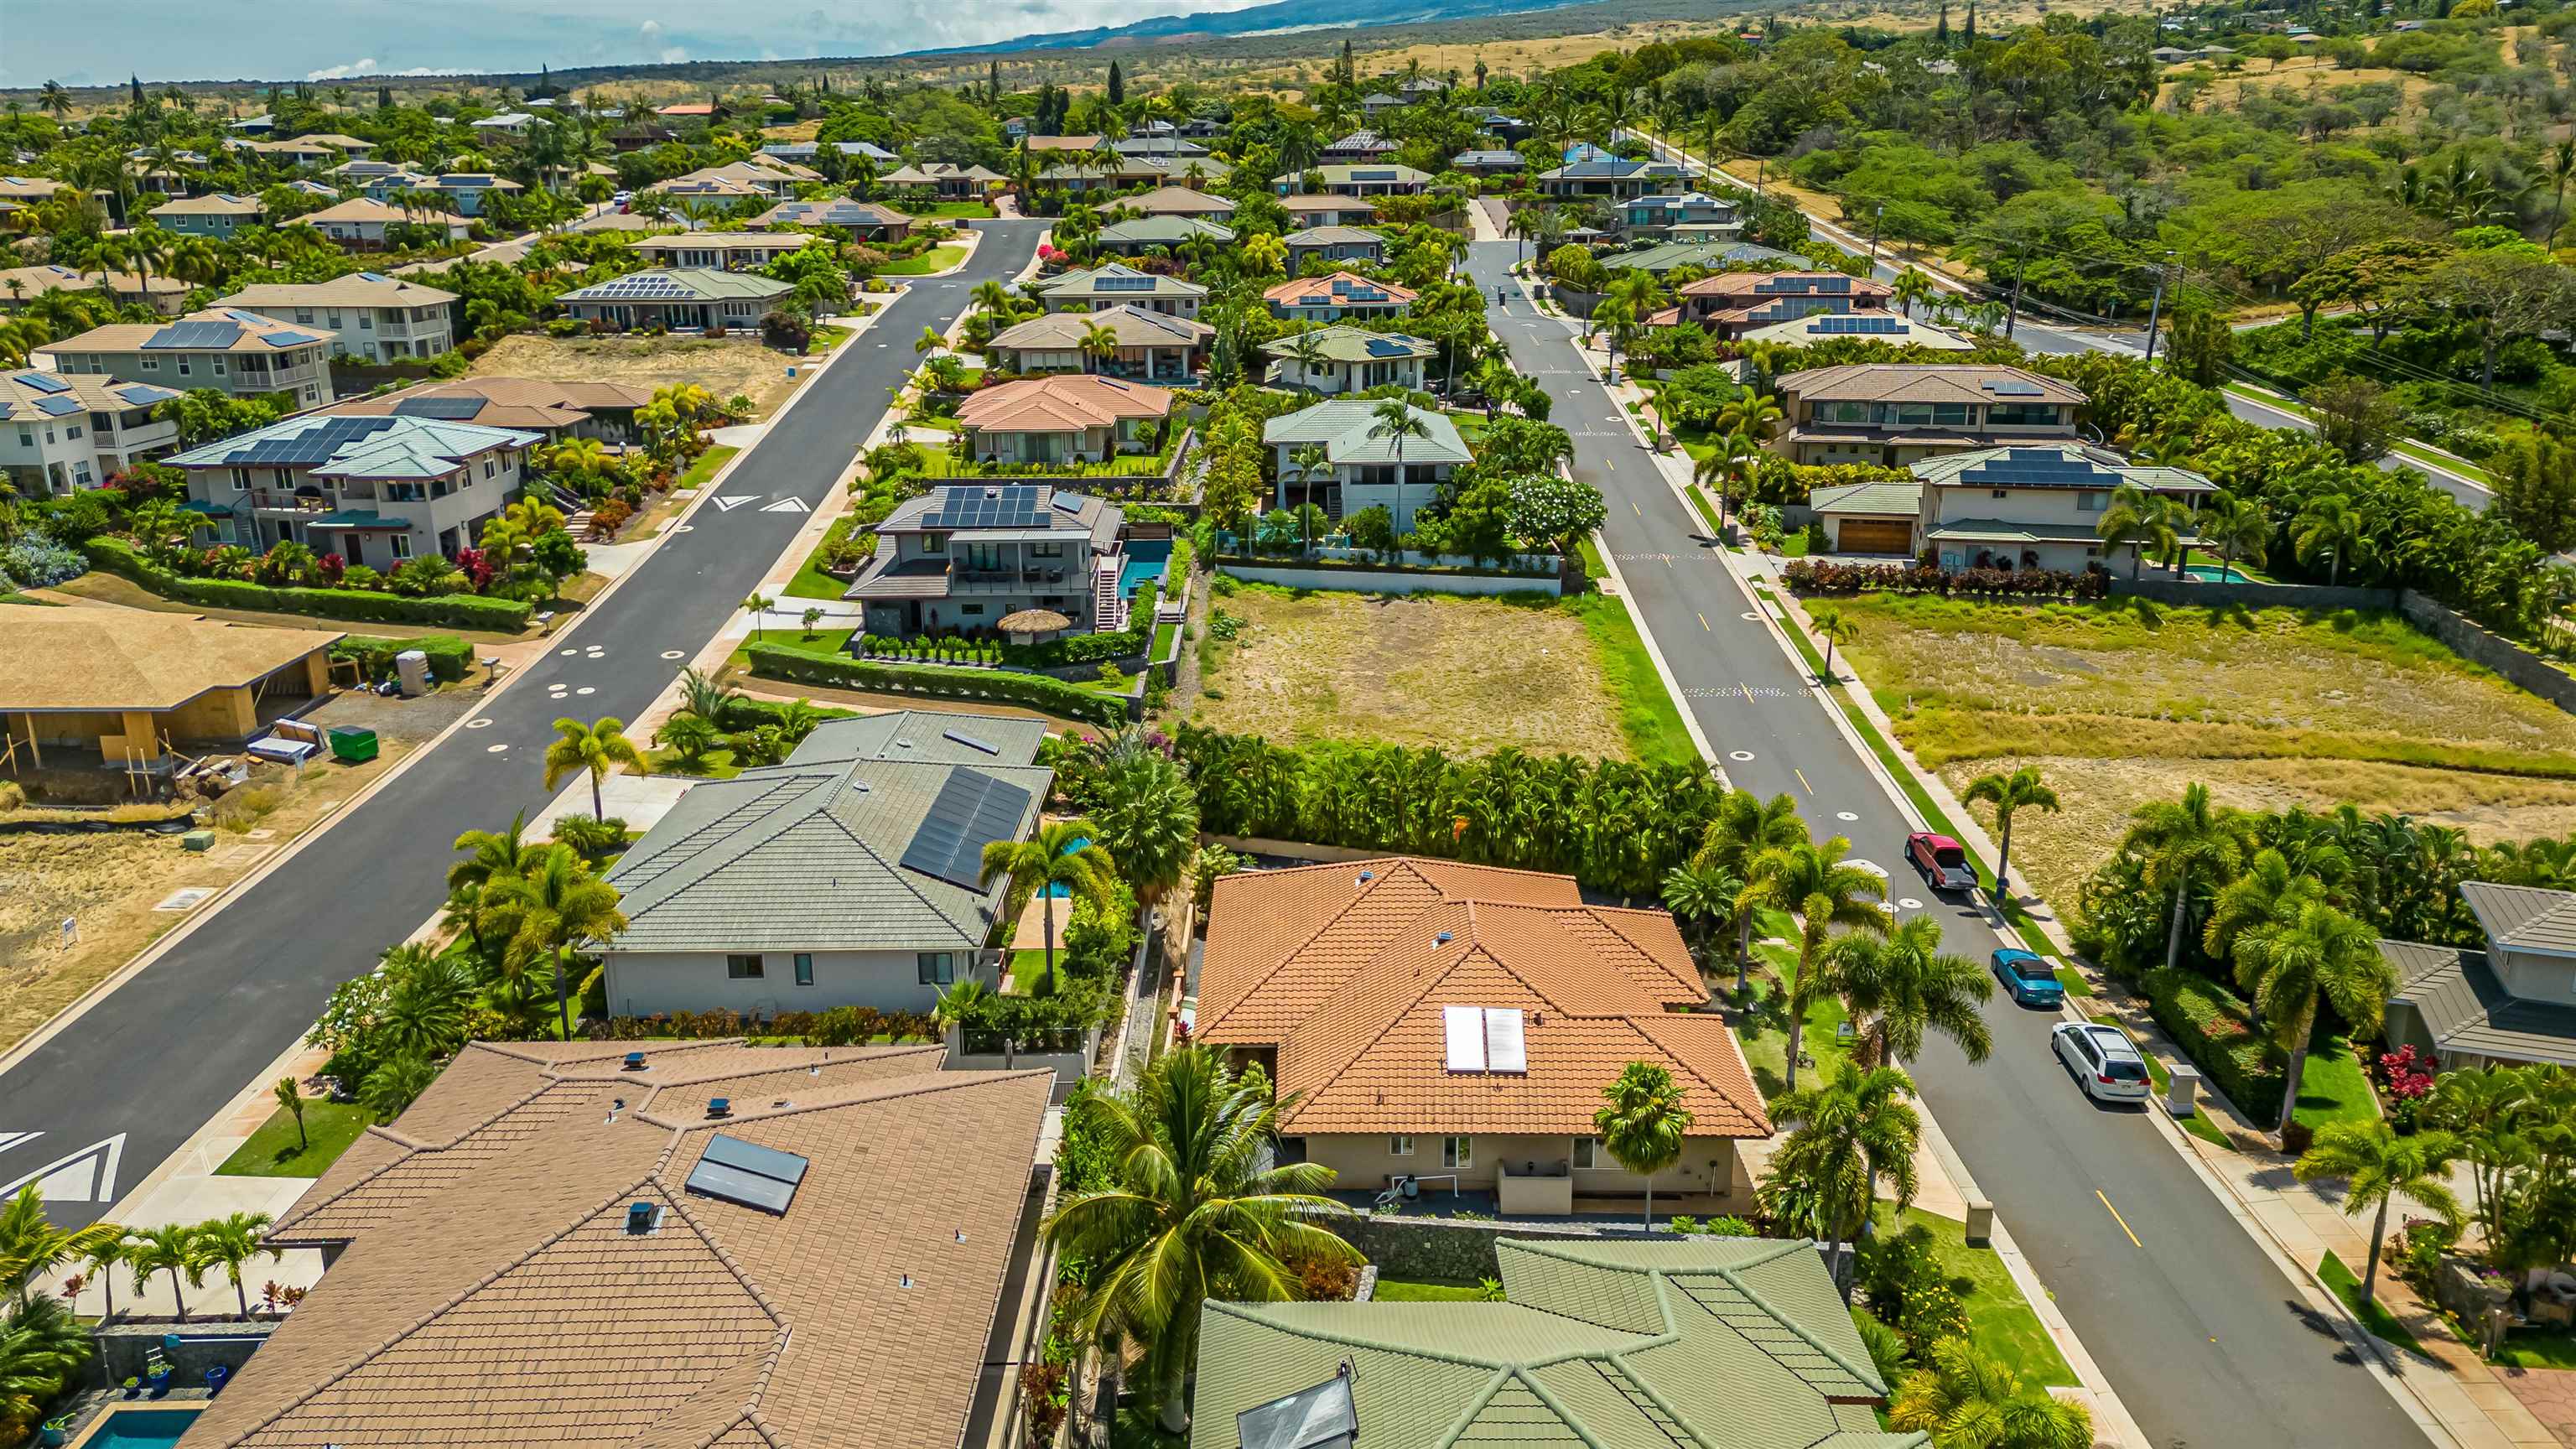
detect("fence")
[945,1021,1098,1102]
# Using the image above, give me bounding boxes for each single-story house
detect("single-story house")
[1039,263,1206,318]
[985,305,1213,383]
[631,231,820,270]
[759,139,901,164]
[418,172,522,216]
[2382,881,2576,1070]
[0,264,186,314]
[1280,225,1387,266]
[229,1038,1052,1449]
[600,711,1053,1015]
[1264,399,1472,531]
[952,372,1172,466]
[1264,270,1414,322]
[291,196,471,247]
[1738,313,1973,351]
[1093,216,1236,255]
[319,377,654,445]
[148,192,264,237]
[558,268,794,333]
[753,198,913,240]
[1537,158,1690,200]
[1195,1238,1908,1449]
[1321,129,1400,160]
[1261,325,1438,396]
[1196,858,1767,1215]
[1,612,340,766]
[1125,184,1237,218]
[1279,195,1379,229]
[1451,148,1529,175]
[1275,164,1431,198]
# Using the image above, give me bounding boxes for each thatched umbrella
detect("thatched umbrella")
[997,607,1072,644]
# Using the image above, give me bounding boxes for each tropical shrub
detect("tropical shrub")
[83,540,532,631]
[745,643,1129,727]
[0,527,86,587]
[2142,966,2286,1124]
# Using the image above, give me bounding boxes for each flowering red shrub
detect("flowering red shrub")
[453,545,496,590]
[2377,1045,2434,1101]
[315,552,345,584]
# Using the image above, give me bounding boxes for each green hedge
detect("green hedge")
[745,642,1129,727]
[85,539,533,632]
[2142,967,2285,1123]
[333,634,475,682]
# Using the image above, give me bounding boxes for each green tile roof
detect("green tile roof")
[1192,1238,1922,1449]
[1262,398,1471,468]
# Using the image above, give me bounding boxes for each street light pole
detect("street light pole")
[2004,243,2028,341]
[2142,249,2177,366]
[1865,202,1887,273]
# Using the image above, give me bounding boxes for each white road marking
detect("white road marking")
[0,1132,45,1157]
[577,686,596,695]
[1898,897,1925,911]
[486,744,509,753]
[1728,750,1755,761]
[465,719,493,730]
[1837,811,1859,822]
[713,496,755,512]
[761,496,810,513]
[662,650,686,660]
[0,1134,123,1203]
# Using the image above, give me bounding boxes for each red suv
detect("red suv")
[1906,832,1976,892]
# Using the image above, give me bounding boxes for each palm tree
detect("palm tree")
[1766,1062,1920,1299]
[1746,836,1892,1090]
[1692,790,1808,958]
[2293,493,2371,587]
[2235,901,2396,1135]
[1078,319,1121,375]
[1821,913,1993,1068]
[360,1055,440,1118]
[77,1233,128,1324]
[913,325,946,356]
[2293,1121,2463,1301]
[1088,735,1199,903]
[2096,482,2170,580]
[2201,494,2269,581]
[123,1223,206,1322]
[483,843,628,1041]
[2127,782,2250,971]
[1961,766,2059,900]
[1809,605,1857,681]
[1366,398,1433,536]
[2201,848,2331,965]
[980,820,1115,986]
[1595,1062,1694,1226]
[273,1077,308,1154]
[543,716,645,822]
[1045,1046,1357,1433]
[191,1212,277,1320]
[1890,267,1935,319]
[1,1296,90,1429]
[0,1187,122,1307]
[1889,1337,2095,1449]
[1281,329,1332,393]
[1694,431,1763,530]
[1660,858,1747,971]
[1712,393,1784,443]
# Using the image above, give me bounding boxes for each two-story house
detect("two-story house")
[1621,190,1741,238]
[1264,271,1415,322]
[148,192,264,237]
[1,369,183,495]
[1265,398,1471,530]
[983,305,1213,382]
[418,173,522,217]
[1125,184,1236,220]
[1811,442,2213,569]
[1276,164,1431,198]
[844,483,1129,639]
[1281,226,1389,267]
[1651,271,1896,340]
[1261,325,1439,396]
[1775,363,2084,467]
[164,412,541,568]
[1321,129,1400,161]
[215,274,459,365]
[1038,264,1206,318]
[1537,158,1690,201]
[2381,881,2576,1071]
[319,377,655,446]
[39,309,335,408]
[630,231,819,270]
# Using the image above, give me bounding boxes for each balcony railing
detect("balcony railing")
[949,566,1073,593]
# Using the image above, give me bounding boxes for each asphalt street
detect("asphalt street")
[1465,235,2432,1449]
[0,219,1048,1227]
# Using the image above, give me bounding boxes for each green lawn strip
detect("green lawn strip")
[805,323,858,355]
[2319,1250,2427,1354]
[645,746,743,779]
[1737,969,1853,1101]
[1009,948,1054,993]
[2052,967,2094,997]
[1152,621,1177,660]
[913,201,997,218]
[1371,1278,1490,1301]
[2490,1326,2576,1370]
[215,1100,374,1178]
[1682,484,1724,535]
[756,625,854,656]
[879,243,971,275]
[2291,1035,2379,1134]
[677,444,740,491]
[1563,590,1701,769]
[785,518,860,600]
[1885,1204,2079,1387]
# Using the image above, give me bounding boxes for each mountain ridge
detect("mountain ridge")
[902,0,1606,58]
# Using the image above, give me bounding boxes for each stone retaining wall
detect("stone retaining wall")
[96,1322,275,1387]
[2399,590,2576,715]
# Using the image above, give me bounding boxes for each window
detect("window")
[726,953,765,979]
[13,426,28,447]
[1819,400,1866,424]
[210,359,226,377]
[922,532,948,553]
[294,309,314,325]
[389,534,413,558]
[1992,489,2007,500]
[65,424,80,440]
[793,953,814,986]
[483,458,495,479]
[960,603,985,616]
[1389,1135,1414,1157]
[176,359,191,377]
[1441,1135,1472,1170]
[230,467,251,491]
[917,952,957,985]
[140,356,160,371]
[2078,491,2107,513]
[1573,1137,1600,1170]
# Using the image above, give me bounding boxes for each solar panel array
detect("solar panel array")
[921,485,1049,530]
[143,320,242,351]
[206,415,400,466]
[943,729,1000,756]
[574,273,699,300]
[1808,314,1906,335]
[1980,378,2045,397]
[898,770,1036,891]
[222,309,270,325]
[1957,449,2122,489]
[32,396,83,417]
[392,397,488,421]
[13,372,70,395]
[1363,336,1422,357]
[263,330,324,348]
[1093,274,1158,292]
[1327,278,1389,301]
[1753,274,1852,296]
[1352,169,1398,181]
[683,1134,810,1216]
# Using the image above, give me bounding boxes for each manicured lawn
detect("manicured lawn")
[1372,1277,1491,1301]
[2319,1250,2427,1354]
[1152,621,1177,660]
[913,200,997,218]
[1737,959,1853,1101]
[1887,1205,2079,1387]
[678,444,739,490]
[806,321,858,354]
[1563,590,1701,769]
[785,518,864,600]
[2491,1326,2576,1370]
[2291,1035,2379,1134]
[216,1099,373,1178]
[2053,967,2093,997]
[879,242,971,274]
[644,746,742,779]
[753,624,853,655]
[1010,949,1055,994]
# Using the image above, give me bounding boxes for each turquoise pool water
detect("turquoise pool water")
[1119,539,1171,600]
[1041,838,1094,897]
[2185,565,2253,583]
[75,1408,200,1449]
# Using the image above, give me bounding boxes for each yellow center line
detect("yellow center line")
[2096,1189,2142,1247]
[1632,500,1643,517]
[1794,767,1813,795]
[1739,682,1756,704]
[1698,612,1710,631]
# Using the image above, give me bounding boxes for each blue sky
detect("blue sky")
[1,0,1268,88]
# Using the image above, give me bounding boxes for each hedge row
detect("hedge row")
[85,538,534,631]
[333,634,475,682]
[745,642,1130,727]
[1780,558,2110,600]
[2142,966,2285,1123]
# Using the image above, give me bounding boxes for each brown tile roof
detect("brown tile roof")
[320,376,654,433]
[216,275,457,310]
[953,373,1173,434]
[1262,270,1415,309]
[1126,184,1236,216]
[211,1040,1048,1449]
[0,264,184,300]
[1024,134,1105,152]
[1676,271,1893,299]
[1199,860,1768,1140]
[293,196,466,227]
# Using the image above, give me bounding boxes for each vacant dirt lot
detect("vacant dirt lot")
[1189,585,1630,759]
[1833,595,2576,906]
[470,334,808,418]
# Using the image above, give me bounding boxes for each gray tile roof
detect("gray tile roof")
[1809,480,1922,517]
[2461,880,2576,955]
[605,721,1052,953]
[2383,938,2576,1067]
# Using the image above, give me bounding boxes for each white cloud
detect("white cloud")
[658,45,689,62]
[639,19,663,36]
[305,58,378,80]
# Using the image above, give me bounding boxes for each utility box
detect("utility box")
[394,649,430,698]
[2167,1062,2202,1119]
[327,726,378,764]
[180,829,215,853]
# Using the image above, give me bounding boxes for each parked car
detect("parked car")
[1906,831,1976,891]
[2052,1022,2151,1104]
[1992,948,2063,1008]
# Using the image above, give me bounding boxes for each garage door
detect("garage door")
[1836,518,1914,554]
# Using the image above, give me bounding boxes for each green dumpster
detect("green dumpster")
[327,726,379,764]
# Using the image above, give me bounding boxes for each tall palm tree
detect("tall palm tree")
[192,1212,278,1320]
[1045,1046,1357,1433]
[1694,431,1763,530]
[2096,482,2171,581]
[1747,835,1893,1090]
[1809,605,1857,681]
[2293,493,2371,587]
[1088,737,1199,904]
[2235,901,2395,1135]
[2201,848,2331,965]
[1889,1337,2095,1449]
[1366,397,1433,537]
[2128,782,2250,971]
[77,1233,128,1324]
[1594,1061,1694,1226]
[1961,766,2059,900]
[1282,328,1332,393]
[2293,1120,2463,1301]
[2201,494,2269,581]
[123,1223,206,1323]
[1766,1061,1920,1299]
[0,1187,123,1308]
[1660,858,1748,973]
[980,820,1115,987]
[542,716,645,821]
[1821,913,1993,1068]
[1692,791,1808,964]
[483,843,628,1041]
[1078,319,1121,374]
[1712,392,1784,443]
[1890,267,1935,319]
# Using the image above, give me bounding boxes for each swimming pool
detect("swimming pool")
[70,1407,200,1449]
[1119,539,1171,600]
[1041,838,1094,896]
[2184,564,2254,583]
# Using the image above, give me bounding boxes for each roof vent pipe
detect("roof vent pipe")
[626,1202,656,1234]
[623,1052,647,1071]
[1435,932,1452,944]
[708,1097,732,1119]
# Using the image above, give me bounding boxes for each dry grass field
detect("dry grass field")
[1832,594,2576,907]
[469,334,808,418]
